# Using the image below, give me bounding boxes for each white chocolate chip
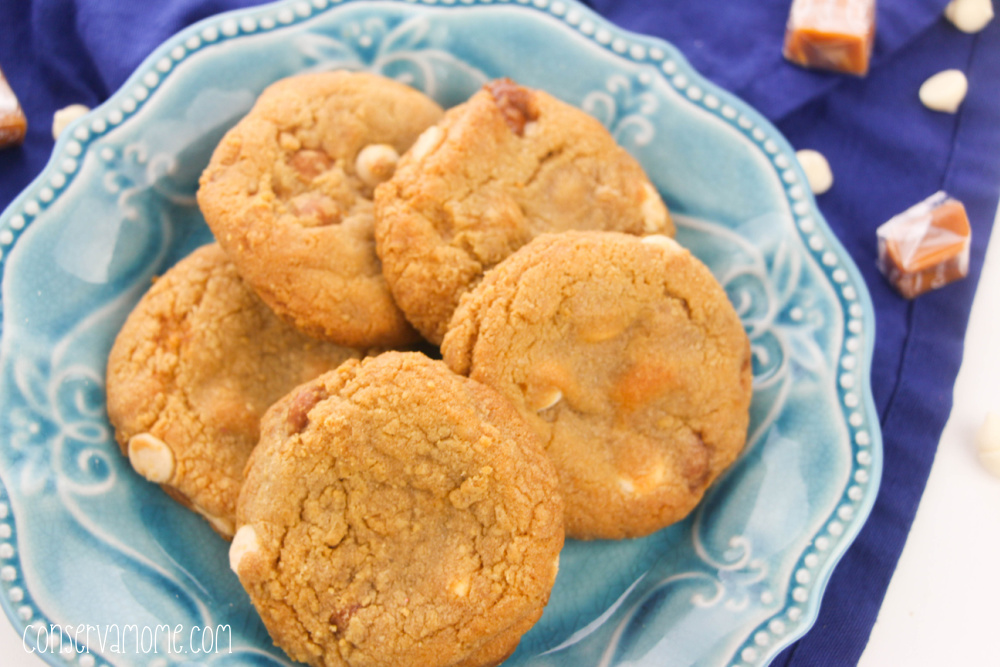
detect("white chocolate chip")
[976,411,1000,477]
[577,316,629,343]
[51,104,90,140]
[278,131,302,152]
[229,525,260,575]
[449,575,471,597]
[919,69,969,113]
[795,149,834,195]
[408,125,444,161]
[640,182,670,233]
[532,388,563,412]
[944,0,994,33]
[355,143,400,188]
[195,506,235,538]
[641,234,682,253]
[127,433,174,484]
[617,463,667,496]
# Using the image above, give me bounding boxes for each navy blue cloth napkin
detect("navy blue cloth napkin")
[2,1,999,665]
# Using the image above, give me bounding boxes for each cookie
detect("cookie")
[374,78,673,344]
[231,351,564,667]
[105,244,364,538]
[442,231,752,540]
[197,70,444,348]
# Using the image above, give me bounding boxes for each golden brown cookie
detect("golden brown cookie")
[105,244,364,538]
[231,351,564,667]
[374,78,673,344]
[197,70,444,348]
[442,231,752,540]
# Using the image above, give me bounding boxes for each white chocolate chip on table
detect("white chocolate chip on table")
[919,70,969,113]
[944,0,995,33]
[52,104,90,140]
[795,149,834,195]
[976,411,1000,477]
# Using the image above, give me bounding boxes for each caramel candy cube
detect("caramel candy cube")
[0,65,27,149]
[876,191,971,299]
[783,0,877,76]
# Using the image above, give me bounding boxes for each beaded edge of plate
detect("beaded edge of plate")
[0,0,880,665]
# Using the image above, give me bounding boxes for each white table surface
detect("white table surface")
[1,218,998,667]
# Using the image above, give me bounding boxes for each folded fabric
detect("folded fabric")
[2,1,999,666]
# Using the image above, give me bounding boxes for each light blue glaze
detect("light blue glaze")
[0,1,881,666]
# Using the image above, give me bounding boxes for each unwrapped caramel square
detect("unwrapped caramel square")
[0,65,27,149]
[876,191,971,299]
[783,0,877,76]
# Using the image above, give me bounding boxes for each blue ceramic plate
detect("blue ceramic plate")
[0,1,882,665]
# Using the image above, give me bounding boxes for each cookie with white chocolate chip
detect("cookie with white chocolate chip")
[442,231,752,540]
[231,351,564,667]
[105,244,365,538]
[198,70,443,348]
[374,78,673,344]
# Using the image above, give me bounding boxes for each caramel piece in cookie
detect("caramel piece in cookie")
[198,71,443,348]
[375,78,672,344]
[234,352,563,667]
[443,232,752,540]
[106,244,364,538]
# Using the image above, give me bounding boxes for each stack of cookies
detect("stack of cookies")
[105,70,752,667]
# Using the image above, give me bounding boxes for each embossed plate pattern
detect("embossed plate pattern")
[0,1,881,666]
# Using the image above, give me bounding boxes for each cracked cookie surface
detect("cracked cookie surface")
[442,232,752,540]
[374,78,673,344]
[105,244,364,538]
[233,351,564,667]
[198,71,443,348]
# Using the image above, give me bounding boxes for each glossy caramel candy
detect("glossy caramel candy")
[783,0,876,76]
[877,191,971,299]
[0,65,27,149]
